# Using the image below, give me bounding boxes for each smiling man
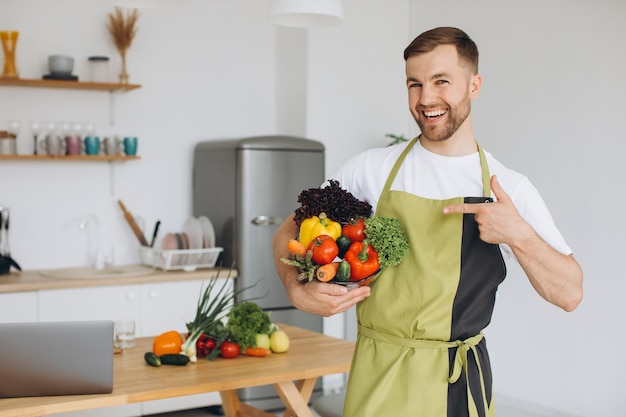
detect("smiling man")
[406,41,478,148]
[273,26,583,417]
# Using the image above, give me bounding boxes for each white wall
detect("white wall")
[1,0,624,415]
[0,0,277,269]
[307,0,414,175]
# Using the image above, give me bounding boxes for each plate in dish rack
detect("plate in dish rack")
[183,217,203,249]
[161,233,178,250]
[197,216,216,248]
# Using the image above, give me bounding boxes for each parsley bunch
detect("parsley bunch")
[226,301,272,349]
[364,216,410,268]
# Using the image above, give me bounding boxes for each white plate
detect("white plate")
[183,217,203,250]
[161,233,178,250]
[197,216,216,248]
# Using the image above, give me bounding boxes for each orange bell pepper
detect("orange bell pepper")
[153,330,183,356]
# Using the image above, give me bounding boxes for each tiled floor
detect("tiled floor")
[150,408,320,417]
[148,406,322,416]
[495,396,583,417]
[149,396,582,417]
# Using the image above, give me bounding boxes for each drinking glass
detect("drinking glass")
[114,319,135,349]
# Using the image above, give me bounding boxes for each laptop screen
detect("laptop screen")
[0,321,114,398]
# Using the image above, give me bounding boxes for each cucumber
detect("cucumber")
[160,354,190,366]
[335,260,351,282]
[144,351,161,367]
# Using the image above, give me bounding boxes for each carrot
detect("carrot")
[316,262,340,282]
[287,239,307,257]
[244,347,272,357]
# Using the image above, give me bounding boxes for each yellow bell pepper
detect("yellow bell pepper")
[298,212,342,248]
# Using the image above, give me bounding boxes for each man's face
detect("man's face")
[405,44,480,143]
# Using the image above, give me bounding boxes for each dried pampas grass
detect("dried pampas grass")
[107,7,139,84]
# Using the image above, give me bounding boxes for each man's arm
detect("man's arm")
[443,175,583,312]
[272,213,370,317]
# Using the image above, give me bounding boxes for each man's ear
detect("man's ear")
[469,73,482,98]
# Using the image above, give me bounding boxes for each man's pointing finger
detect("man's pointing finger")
[443,203,479,215]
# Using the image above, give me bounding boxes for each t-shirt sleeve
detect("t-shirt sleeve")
[502,176,573,259]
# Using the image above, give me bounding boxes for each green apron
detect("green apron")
[343,137,506,417]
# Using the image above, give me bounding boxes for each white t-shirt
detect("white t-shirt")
[331,140,572,260]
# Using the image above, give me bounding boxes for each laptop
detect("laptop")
[0,320,114,398]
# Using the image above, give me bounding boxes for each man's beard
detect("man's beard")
[414,96,471,142]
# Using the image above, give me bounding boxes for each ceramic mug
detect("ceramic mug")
[38,134,66,156]
[84,136,100,155]
[65,135,82,155]
[104,136,121,156]
[123,136,138,156]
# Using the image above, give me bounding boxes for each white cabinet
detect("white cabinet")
[38,285,142,323]
[36,280,227,337]
[0,291,38,323]
[141,280,205,337]
[141,278,234,336]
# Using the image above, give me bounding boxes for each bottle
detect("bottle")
[0,205,10,256]
[0,206,21,274]
[0,131,16,155]
[88,56,110,83]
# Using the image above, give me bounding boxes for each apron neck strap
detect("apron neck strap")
[381,136,418,194]
[477,144,491,198]
[382,136,492,198]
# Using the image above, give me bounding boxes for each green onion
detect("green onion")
[181,268,245,362]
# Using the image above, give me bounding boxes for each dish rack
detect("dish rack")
[140,247,223,272]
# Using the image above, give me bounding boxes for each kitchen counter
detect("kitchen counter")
[0,266,237,294]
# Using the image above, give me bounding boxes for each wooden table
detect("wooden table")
[0,324,354,417]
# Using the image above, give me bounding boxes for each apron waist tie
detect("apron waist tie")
[358,324,489,417]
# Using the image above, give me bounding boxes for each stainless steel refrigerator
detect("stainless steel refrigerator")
[193,136,325,411]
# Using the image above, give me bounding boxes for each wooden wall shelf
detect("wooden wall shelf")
[0,155,140,161]
[0,77,141,92]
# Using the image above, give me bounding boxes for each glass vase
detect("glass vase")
[0,31,19,78]
[119,52,129,84]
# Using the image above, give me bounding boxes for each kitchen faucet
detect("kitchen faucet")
[79,214,108,270]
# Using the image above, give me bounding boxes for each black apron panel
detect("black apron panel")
[446,197,505,417]
[451,196,506,341]
[447,339,492,417]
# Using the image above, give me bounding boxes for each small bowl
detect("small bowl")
[48,55,74,75]
[332,269,382,290]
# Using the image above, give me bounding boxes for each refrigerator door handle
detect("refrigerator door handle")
[251,215,283,226]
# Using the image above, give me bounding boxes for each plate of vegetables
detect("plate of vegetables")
[281,180,409,289]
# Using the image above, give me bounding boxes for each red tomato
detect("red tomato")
[342,218,366,243]
[307,235,339,265]
[220,341,240,359]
